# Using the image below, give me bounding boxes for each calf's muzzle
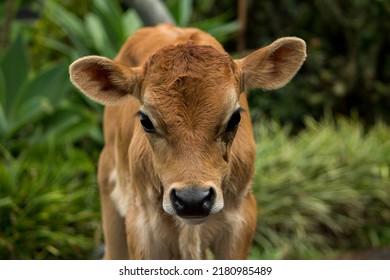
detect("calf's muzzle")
[170,186,216,218]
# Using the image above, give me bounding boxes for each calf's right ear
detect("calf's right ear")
[69,56,142,105]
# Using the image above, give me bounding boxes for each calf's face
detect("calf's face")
[138,44,242,224]
[69,38,306,224]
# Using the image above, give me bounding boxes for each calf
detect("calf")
[70,24,306,259]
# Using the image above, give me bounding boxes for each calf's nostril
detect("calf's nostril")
[171,189,184,211]
[202,187,215,211]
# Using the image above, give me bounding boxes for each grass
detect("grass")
[1,117,389,259]
[250,117,390,259]
[0,144,101,259]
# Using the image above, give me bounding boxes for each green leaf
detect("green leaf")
[41,38,79,61]
[166,0,179,25]
[0,66,5,105]
[45,1,89,56]
[7,96,53,138]
[26,191,65,213]
[0,197,13,208]
[169,0,193,27]
[27,101,101,145]
[60,117,102,144]
[93,0,124,48]
[15,61,70,111]
[122,10,143,38]
[0,104,7,136]
[0,68,7,134]
[179,0,193,26]
[206,21,240,41]
[192,11,235,30]
[0,34,28,115]
[85,13,116,58]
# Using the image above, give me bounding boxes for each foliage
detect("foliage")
[245,0,390,128]
[0,144,101,259]
[38,0,141,61]
[166,0,240,43]
[2,116,389,259]
[251,117,390,259]
[31,0,239,66]
[1,0,389,260]
[0,0,243,259]
[0,33,101,153]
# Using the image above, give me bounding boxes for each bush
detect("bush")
[0,144,101,259]
[2,116,388,259]
[0,31,102,154]
[245,0,390,128]
[2,0,389,260]
[251,117,390,259]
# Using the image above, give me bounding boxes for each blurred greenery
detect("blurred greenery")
[245,0,390,128]
[0,144,100,259]
[0,0,389,259]
[166,0,240,42]
[251,117,390,259]
[0,32,102,154]
[38,0,142,61]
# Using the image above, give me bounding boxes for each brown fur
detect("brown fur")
[69,23,306,259]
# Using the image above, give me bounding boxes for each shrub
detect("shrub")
[251,117,390,259]
[246,0,390,127]
[0,144,101,259]
[0,32,102,154]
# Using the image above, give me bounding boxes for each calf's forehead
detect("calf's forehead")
[143,42,238,80]
[141,43,241,117]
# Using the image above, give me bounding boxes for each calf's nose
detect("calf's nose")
[170,186,216,218]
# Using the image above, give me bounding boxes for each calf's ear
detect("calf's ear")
[237,37,306,91]
[69,56,142,105]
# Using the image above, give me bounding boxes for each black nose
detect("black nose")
[170,186,216,218]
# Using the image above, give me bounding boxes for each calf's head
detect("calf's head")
[70,38,306,224]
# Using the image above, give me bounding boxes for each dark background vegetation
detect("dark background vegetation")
[1,0,389,259]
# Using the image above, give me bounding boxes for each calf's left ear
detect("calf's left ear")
[236,37,306,91]
[69,56,142,106]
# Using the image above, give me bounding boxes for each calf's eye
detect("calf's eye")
[137,112,155,133]
[225,108,242,133]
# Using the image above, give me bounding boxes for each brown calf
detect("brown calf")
[69,24,306,259]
